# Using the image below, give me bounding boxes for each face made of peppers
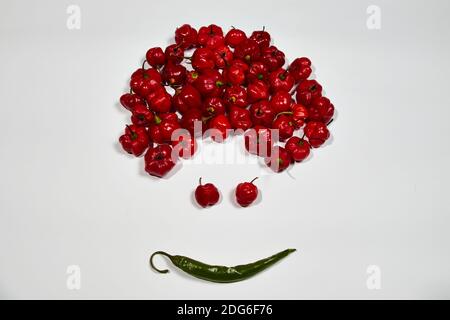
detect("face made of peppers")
[150,249,296,283]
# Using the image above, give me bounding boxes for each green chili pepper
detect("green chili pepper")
[149,248,296,283]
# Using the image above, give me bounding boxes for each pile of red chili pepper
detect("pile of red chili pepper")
[119,24,334,178]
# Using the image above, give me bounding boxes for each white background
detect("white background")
[1,0,450,299]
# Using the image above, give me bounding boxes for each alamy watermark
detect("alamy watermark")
[66,5,81,30]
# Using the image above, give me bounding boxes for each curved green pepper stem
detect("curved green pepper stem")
[150,251,173,274]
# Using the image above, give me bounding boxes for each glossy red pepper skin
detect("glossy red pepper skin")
[192,48,216,71]
[289,57,312,83]
[180,108,205,137]
[144,144,176,178]
[213,46,233,69]
[272,114,295,141]
[290,103,309,129]
[146,47,166,68]
[224,64,246,86]
[130,68,162,97]
[234,39,261,64]
[149,113,180,143]
[208,114,231,142]
[247,80,269,103]
[119,124,150,157]
[225,28,247,47]
[172,85,202,115]
[198,25,224,49]
[235,178,258,207]
[202,97,226,117]
[131,104,154,127]
[172,134,197,159]
[224,85,248,109]
[195,178,220,208]
[120,93,145,112]
[269,90,292,113]
[308,97,334,124]
[296,80,322,106]
[147,87,172,113]
[164,44,185,64]
[229,106,252,131]
[268,68,294,93]
[304,121,330,148]
[161,62,187,86]
[175,24,198,49]
[247,62,269,83]
[265,146,292,173]
[260,46,285,72]
[194,70,225,98]
[186,71,199,85]
[285,136,310,162]
[249,100,275,127]
[249,29,271,49]
[244,125,273,157]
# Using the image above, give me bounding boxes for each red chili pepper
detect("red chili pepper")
[194,69,225,98]
[180,108,205,137]
[268,68,294,93]
[289,57,312,83]
[296,79,322,106]
[223,64,246,86]
[244,125,273,157]
[145,47,166,68]
[260,46,285,72]
[147,87,172,113]
[130,67,162,97]
[119,124,150,157]
[235,177,259,207]
[175,24,198,49]
[186,70,199,85]
[149,113,180,144]
[304,121,330,148]
[191,48,216,71]
[224,85,248,109]
[247,80,269,103]
[269,90,292,113]
[197,24,224,49]
[202,97,226,117]
[290,103,309,128]
[234,39,261,64]
[225,28,247,48]
[308,97,334,124]
[208,114,231,142]
[249,28,271,49]
[164,44,185,64]
[249,100,275,127]
[247,61,269,83]
[285,136,310,162]
[161,62,186,86]
[213,46,233,69]
[172,85,202,115]
[229,106,252,131]
[130,104,154,127]
[265,146,292,173]
[144,144,176,178]
[272,114,295,141]
[120,93,145,112]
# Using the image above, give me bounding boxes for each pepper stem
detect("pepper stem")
[250,177,258,184]
[199,177,202,185]
[327,119,334,126]
[149,251,173,274]
[274,111,293,120]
